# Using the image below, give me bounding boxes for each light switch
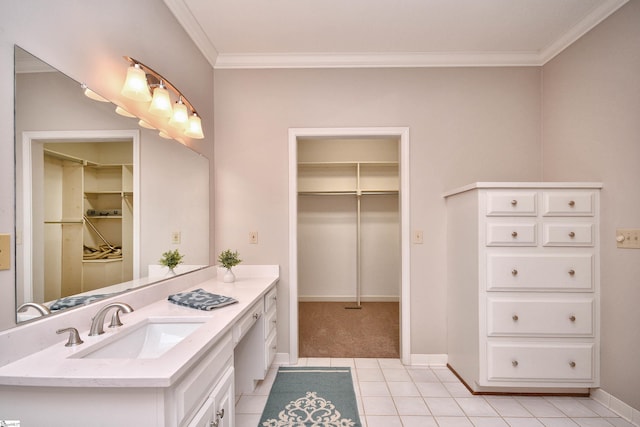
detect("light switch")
[413,230,424,244]
[616,228,640,249]
[0,234,10,270]
[171,231,181,244]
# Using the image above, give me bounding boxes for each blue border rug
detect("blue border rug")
[259,366,362,426]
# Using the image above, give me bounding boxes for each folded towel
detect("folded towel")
[167,288,238,311]
[50,294,110,311]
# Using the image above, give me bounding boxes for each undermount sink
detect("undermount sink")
[76,319,205,359]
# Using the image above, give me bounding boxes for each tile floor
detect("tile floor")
[235,358,635,427]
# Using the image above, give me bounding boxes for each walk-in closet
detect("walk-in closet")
[297,137,401,358]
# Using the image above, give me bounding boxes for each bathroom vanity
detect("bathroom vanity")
[0,266,278,426]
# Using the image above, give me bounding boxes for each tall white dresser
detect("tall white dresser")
[444,182,602,394]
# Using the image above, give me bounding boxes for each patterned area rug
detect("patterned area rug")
[259,367,362,427]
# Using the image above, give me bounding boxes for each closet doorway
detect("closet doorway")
[288,127,411,364]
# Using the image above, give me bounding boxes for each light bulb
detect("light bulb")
[148,82,172,118]
[185,113,204,139]
[121,64,151,102]
[169,99,189,129]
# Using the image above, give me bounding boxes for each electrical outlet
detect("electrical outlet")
[0,234,10,270]
[413,230,424,244]
[171,231,181,244]
[249,231,258,244]
[616,228,640,249]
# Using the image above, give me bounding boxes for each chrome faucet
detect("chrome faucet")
[89,302,134,336]
[17,302,52,316]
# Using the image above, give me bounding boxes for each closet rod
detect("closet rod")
[298,190,398,196]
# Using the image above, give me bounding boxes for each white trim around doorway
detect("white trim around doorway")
[288,127,411,365]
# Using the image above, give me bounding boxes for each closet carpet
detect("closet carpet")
[299,302,399,358]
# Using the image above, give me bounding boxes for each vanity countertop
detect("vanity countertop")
[0,275,277,388]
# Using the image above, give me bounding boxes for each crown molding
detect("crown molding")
[167,0,629,70]
[539,0,628,63]
[213,51,544,69]
[163,0,219,67]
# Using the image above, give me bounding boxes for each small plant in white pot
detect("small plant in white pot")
[159,249,184,276]
[218,249,241,283]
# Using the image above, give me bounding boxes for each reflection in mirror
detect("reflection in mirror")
[13,46,210,328]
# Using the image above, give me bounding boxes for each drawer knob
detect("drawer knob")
[253,313,260,320]
[568,200,576,207]
[568,269,575,276]
[209,421,218,427]
[568,231,576,238]
[569,361,576,368]
[569,315,576,322]
[512,314,519,321]
[511,231,518,238]
[217,409,225,419]
[511,199,518,206]
[512,360,518,367]
[511,269,518,276]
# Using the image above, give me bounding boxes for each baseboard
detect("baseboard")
[409,353,448,366]
[298,296,400,302]
[591,388,640,426]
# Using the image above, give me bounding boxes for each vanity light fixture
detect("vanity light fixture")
[120,57,204,139]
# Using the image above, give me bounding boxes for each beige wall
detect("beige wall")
[213,67,542,355]
[0,0,214,330]
[542,0,640,410]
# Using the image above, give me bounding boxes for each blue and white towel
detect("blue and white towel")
[50,294,111,311]
[167,288,238,311]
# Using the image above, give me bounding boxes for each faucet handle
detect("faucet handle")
[109,309,124,329]
[56,327,84,347]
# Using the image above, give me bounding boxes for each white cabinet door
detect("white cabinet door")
[211,367,234,427]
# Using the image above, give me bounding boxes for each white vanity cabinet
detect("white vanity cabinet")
[445,183,601,393]
[0,270,279,427]
[234,286,278,395]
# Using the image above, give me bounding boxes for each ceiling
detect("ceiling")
[164,0,628,69]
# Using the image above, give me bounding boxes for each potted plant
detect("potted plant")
[218,249,241,283]
[159,249,184,275]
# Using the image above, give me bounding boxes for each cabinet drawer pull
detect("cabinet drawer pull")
[511,199,518,206]
[511,269,518,276]
[512,360,518,367]
[253,312,260,320]
[568,231,576,238]
[569,361,576,368]
[568,269,575,276]
[511,231,518,238]
[568,200,576,207]
[217,409,225,419]
[569,315,576,322]
[512,314,519,321]
[209,421,218,427]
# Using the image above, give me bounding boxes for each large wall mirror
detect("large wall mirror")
[13,46,210,327]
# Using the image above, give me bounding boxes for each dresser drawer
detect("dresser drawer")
[487,342,595,382]
[487,254,593,291]
[487,223,537,246]
[264,305,277,337]
[265,286,277,313]
[543,191,595,217]
[233,301,263,344]
[487,297,594,336]
[486,191,537,216]
[543,223,594,246]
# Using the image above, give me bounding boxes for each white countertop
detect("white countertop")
[443,181,603,198]
[0,274,277,388]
